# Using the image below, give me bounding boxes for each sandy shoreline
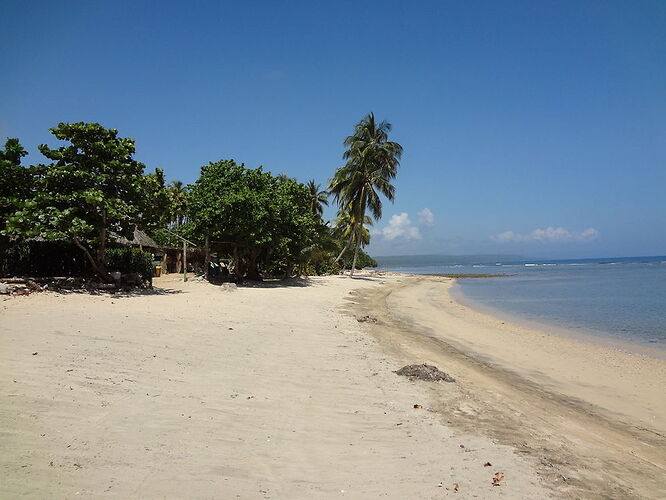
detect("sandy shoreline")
[450,280,666,361]
[354,273,666,498]
[1,272,665,498]
[394,276,666,433]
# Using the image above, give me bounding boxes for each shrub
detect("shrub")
[106,247,153,282]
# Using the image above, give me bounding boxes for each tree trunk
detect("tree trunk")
[349,194,366,279]
[72,236,111,282]
[96,212,107,274]
[334,236,352,263]
[204,235,211,281]
[350,240,360,278]
[335,234,354,275]
[182,239,188,282]
[245,252,261,281]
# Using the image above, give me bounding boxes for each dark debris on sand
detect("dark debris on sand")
[395,364,455,383]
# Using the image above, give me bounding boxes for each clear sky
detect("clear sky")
[2,1,664,258]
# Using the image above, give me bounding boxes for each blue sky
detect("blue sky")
[2,1,665,258]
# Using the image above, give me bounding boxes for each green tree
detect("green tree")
[140,167,171,233]
[168,180,188,226]
[332,208,372,271]
[329,113,402,276]
[5,122,149,279]
[0,138,31,230]
[340,247,377,270]
[306,179,329,217]
[188,160,318,280]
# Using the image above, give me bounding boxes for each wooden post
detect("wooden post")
[204,235,210,280]
[183,240,188,282]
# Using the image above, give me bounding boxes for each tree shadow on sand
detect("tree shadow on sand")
[238,277,317,288]
[238,274,384,288]
[105,287,184,298]
[327,275,383,282]
[45,286,184,298]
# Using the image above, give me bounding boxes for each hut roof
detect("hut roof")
[112,228,159,249]
[23,228,160,249]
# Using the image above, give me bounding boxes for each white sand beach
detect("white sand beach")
[1,273,665,498]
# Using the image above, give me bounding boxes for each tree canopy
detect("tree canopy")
[1,115,392,282]
[187,159,321,280]
[0,138,31,231]
[306,179,329,217]
[329,112,402,276]
[5,122,163,278]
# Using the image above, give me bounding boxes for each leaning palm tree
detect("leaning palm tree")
[333,208,372,272]
[329,112,402,276]
[306,179,329,217]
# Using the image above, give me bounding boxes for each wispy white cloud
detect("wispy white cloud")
[491,226,600,243]
[374,213,422,241]
[417,208,435,226]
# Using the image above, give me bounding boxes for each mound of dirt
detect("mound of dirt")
[395,364,455,382]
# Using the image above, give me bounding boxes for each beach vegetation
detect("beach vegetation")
[306,179,329,217]
[0,138,32,233]
[105,247,154,283]
[4,122,167,280]
[168,180,189,227]
[1,119,386,283]
[329,112,402,277]
[187,159,321,280]
[332,208,373,271]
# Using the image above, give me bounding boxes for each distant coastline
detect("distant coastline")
[374,253,666,268]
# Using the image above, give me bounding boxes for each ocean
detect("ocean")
[374,255,666,349]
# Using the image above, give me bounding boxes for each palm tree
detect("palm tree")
[333,209,372,273]
[329,112,402,277]
[306,179,329,217]
[168,180,188,226]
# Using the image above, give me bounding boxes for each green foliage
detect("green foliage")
[333,209,372,247]
[139,167,170,233]
[329,113,402,275]
[167,180,188,226]
[0,138,32,230]
[188,160,320,279]
[151,222,197,248]
[0,122,384,282]
[5,122,149,276]
[329,112,402,221]
[306,179,329,217]
[340,248,377,269]
[105,247,153,282]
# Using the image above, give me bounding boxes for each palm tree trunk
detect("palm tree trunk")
[334,235,353,263]
[350,240,360,278]
[350,191,366,278]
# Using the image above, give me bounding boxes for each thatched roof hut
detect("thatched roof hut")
[111,228,159,250]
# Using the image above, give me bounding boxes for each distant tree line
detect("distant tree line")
[1,113,401,281]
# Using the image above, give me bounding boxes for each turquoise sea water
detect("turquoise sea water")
[375,255,666,349]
